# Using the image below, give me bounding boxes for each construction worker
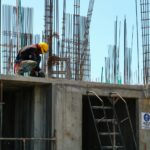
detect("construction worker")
[14,42,49,77]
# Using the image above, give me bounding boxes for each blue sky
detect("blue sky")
[3,0,142,82]
[89,0,142,82]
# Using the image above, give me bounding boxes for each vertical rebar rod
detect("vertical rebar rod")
[130,26,134,83]
[135,0,140,83]
[73,0,80,80]
[140,0,145,83]
[117,21,121,84]
[101,66,103,82]
[61,0,66,57]
[124,17,127,84]
[79,0,95,80]
[45,0,53,77]
[61,0,68,78]
[16,0,20,51]
[114,17,117,83]
[56,0,59,77]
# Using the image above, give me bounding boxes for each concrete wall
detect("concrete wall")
[53,83,83,150]
[1,75,150,150]
[139,98,150,150]
[52,81,143,150]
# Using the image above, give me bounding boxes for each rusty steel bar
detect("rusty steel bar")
[80,0,94,80]
[0,137,56,141]
[135,0,140,83]
[0,137,56,150]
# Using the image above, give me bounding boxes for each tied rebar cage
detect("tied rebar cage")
[140,0,150,84]
[61,14,91,80]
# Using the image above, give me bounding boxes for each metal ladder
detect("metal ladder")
[86,91,137,150]
[109,92,137,150]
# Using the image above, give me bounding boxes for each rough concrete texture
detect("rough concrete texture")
[33,86,47,150]
[0,74,150,150]
[139,98,150,150]
[53,84,82,150]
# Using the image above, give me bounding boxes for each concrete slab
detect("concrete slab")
[0,74,144,92]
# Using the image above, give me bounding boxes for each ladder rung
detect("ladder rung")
[92,106,112,109]
[95,117,105,123]
[102,146,124,149]
[99,132,120,136]
[120,117,129,123]
[96,119,116,123]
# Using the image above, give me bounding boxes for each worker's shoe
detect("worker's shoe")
[17,69,24,76]
[30,70,37,77]
[38,71,45,77]
[30,70,45,77]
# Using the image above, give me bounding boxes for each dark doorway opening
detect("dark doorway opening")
[82,95,138,150]
[2,87,34,150]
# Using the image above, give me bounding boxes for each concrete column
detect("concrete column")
[55,85,82,150]
[33,86,46,150]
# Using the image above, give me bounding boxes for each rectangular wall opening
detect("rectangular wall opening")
[1,84,53,150]
[2,86,34,150]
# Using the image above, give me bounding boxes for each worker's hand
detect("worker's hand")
[14,63,21,74]
[47,55,60,66]
[47,57,52,66]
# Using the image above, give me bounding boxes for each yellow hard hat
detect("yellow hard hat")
[39,42,49,54]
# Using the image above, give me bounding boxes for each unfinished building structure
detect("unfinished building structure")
[1,0,150,150]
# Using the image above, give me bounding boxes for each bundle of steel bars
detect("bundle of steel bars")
[44,0,94,80]
[105,18,133,84]
[0,4,40,75]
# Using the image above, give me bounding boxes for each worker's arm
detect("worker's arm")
[15,51,22,63]
[34,55,41,71]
